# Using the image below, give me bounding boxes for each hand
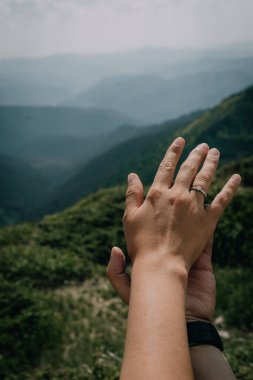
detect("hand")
[122,137,240,272]
[186,238,216,321]
[107,239,216,322]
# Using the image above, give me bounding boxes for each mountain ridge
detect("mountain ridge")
[39,85,253,217]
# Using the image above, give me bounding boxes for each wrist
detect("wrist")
[132,252,188,285]
[186,315,212,323]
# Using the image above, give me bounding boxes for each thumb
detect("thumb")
[107,247,131,304]
[125,173,144,215]
[203,236,214,258]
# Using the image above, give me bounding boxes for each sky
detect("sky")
[0,0,253,58]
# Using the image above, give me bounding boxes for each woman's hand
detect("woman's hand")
[186,239,216,322]
[115,137,240,380]
[123,137,240,272]
[107,239,216,321]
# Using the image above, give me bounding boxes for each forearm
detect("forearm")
[120,257,194,380]
[190,345,236,380]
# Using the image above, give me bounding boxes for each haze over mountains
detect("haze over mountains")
[1,48,253,113]
[68,70,252,123]
[0,46,253,226]
[40,85,253,216]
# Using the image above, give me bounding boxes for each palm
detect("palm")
[186,241,216,321]
[108,240,216,322]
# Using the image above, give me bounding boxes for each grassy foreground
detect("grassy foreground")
[0,185,252,379]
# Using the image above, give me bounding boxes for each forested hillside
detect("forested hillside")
[0,173,252,379]
[0,106,140,226]
[43,85,253,217]
[1,85,253,379]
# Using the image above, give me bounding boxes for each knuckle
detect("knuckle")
[159,159,175,172]
[197,171,212,183]
[226,182,235,191]
[181,162,195,173]
[147,187,162,203]
[205,156,218,164]
[169,190,186,205]
[192,149,203,158]
[126,186,136,199]
[179,193,190,204]
[217,194,228,207]
[168,144,179,154]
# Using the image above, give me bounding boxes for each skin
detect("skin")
[107,239,215,322]
[107,137,241,380]
[108,242,237,380]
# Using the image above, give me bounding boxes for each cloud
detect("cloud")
[0,0,252,58]
[2,0,251,18]
[0,0,191,18]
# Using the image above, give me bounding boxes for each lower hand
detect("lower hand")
[107,238,216,321]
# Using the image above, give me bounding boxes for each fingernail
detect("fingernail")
[209,148,220,156]
[231,174,241,184]
[128,173,136,184]
[196,143,208,151]
[173,136,184,146]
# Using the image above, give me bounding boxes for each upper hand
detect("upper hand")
[123,137,240,272]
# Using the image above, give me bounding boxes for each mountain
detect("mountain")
[0,106,136,155]
[0,181,252,378]
[0,155,51,226]
[0,106,142,226]
[1,50,253,107]
[67,70,253,123]
[2,85,253,225]
[0,48,225,93]
[216,156,253,187]
[41,86,253,216]
[0,49,203,104]
[0,81,72,106]
[0,123,141,226]
[14,124,141,179]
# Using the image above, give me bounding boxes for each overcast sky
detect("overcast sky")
[0,0,253,59]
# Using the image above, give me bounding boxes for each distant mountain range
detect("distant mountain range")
[1,49,253,110]
[1,48,253,226]
[0,106,141,226]
[0,106,135,155]
[67,70,253,123]
[1,85,253,226]
[34,85,253,219]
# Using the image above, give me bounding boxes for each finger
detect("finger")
[208,174,241,219]
[152,136,185,188]
[191,237,214,270]
[174,143,209,189]
[107,247,130,304]
[125,173,144,215]
[202,237,214,258]
[190,148,220,202]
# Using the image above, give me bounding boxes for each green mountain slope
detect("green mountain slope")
[36,113,197,216]
[0,106,141,226]
[0,122,142,227]
[44,86,253,217]
[0,177,252,378]
[216,156,253,187]
[0,155,52,226]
